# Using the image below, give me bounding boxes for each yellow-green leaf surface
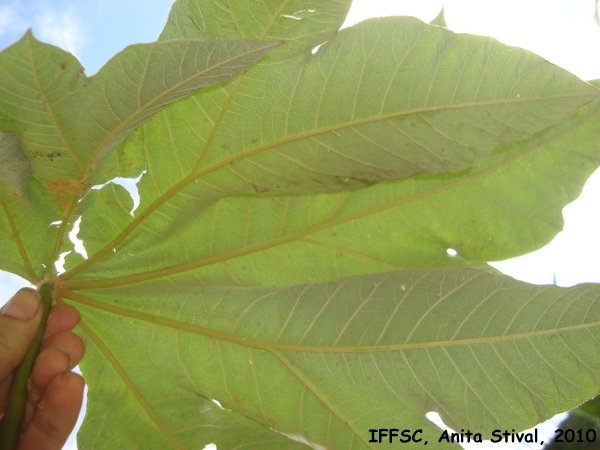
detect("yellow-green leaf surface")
[58,11,600,285]
[0,32,279,280]
[0,0,599,448]
[431,7,448,28]
[119,15,599,199]
[70,268,600,448]
[0,131,31,197]
[67,98,600,290]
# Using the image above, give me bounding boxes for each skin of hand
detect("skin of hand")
[0,288,85,450]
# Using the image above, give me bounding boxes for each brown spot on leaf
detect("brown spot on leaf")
[263,415,277,426]
[52,195,71,212]
[45,177,88,211]
[45,177,87,196]
[232,395,245,404]
[252,184,270,194]
[46,153,62,162]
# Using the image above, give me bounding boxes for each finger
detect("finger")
[28,347,71,407]
[27,333,85,421]
[26,337,84,427]
[43,304,80,339]
[0,288,42,379]
[40,331,85,367]
[18,372,84,450]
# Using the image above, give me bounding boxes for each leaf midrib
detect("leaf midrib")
[66,103,592,290]
[270,349,376,448]
[88,39,282,177]
[193,92,595,181]
[60,93,592,283]
[78,319,186,448]
[0,196,38,281]
[64,291,599,354]
[24,32,83,172]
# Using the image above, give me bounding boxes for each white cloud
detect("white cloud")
[34,9,85,57]
[0,2,27,38]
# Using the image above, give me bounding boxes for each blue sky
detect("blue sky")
[0,0,173,75]
[1,1,600,449]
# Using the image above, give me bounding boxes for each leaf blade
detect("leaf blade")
[71,268,600,448]
[85,38,284,174]
[0,31,281,188]
[0,131,31,197]
[0,32,280,278]
[69,98,600,288]
[131,16,600,202]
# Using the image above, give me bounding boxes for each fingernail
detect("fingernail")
[1,288,41,320]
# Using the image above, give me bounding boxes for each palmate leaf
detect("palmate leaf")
[0,0,599,449]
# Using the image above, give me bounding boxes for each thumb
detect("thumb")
[0,288,43,379]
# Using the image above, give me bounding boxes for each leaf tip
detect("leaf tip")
[430,7,448,28]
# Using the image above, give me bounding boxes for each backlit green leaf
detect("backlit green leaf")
[0,131,31,197]
[0,1,599,448]
[0,31,279,280]
[62,18,598,284]
[431,7,448,28]
[71,268,600,448]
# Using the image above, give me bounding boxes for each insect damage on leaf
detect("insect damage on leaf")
[45,177,88,197]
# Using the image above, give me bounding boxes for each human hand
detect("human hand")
[0,288,85,450]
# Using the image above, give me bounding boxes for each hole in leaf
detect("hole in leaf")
[90,172,144,215]
[282,9,316,20]
[275,431,327,449]
[202,444,217,450]
[426,412,482,445]
[54,216,88,273]
[211,399,224,410]
[446,248,458,257]
[69,216,87,259]
[426,411,446,429]
[54,251,70,274]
